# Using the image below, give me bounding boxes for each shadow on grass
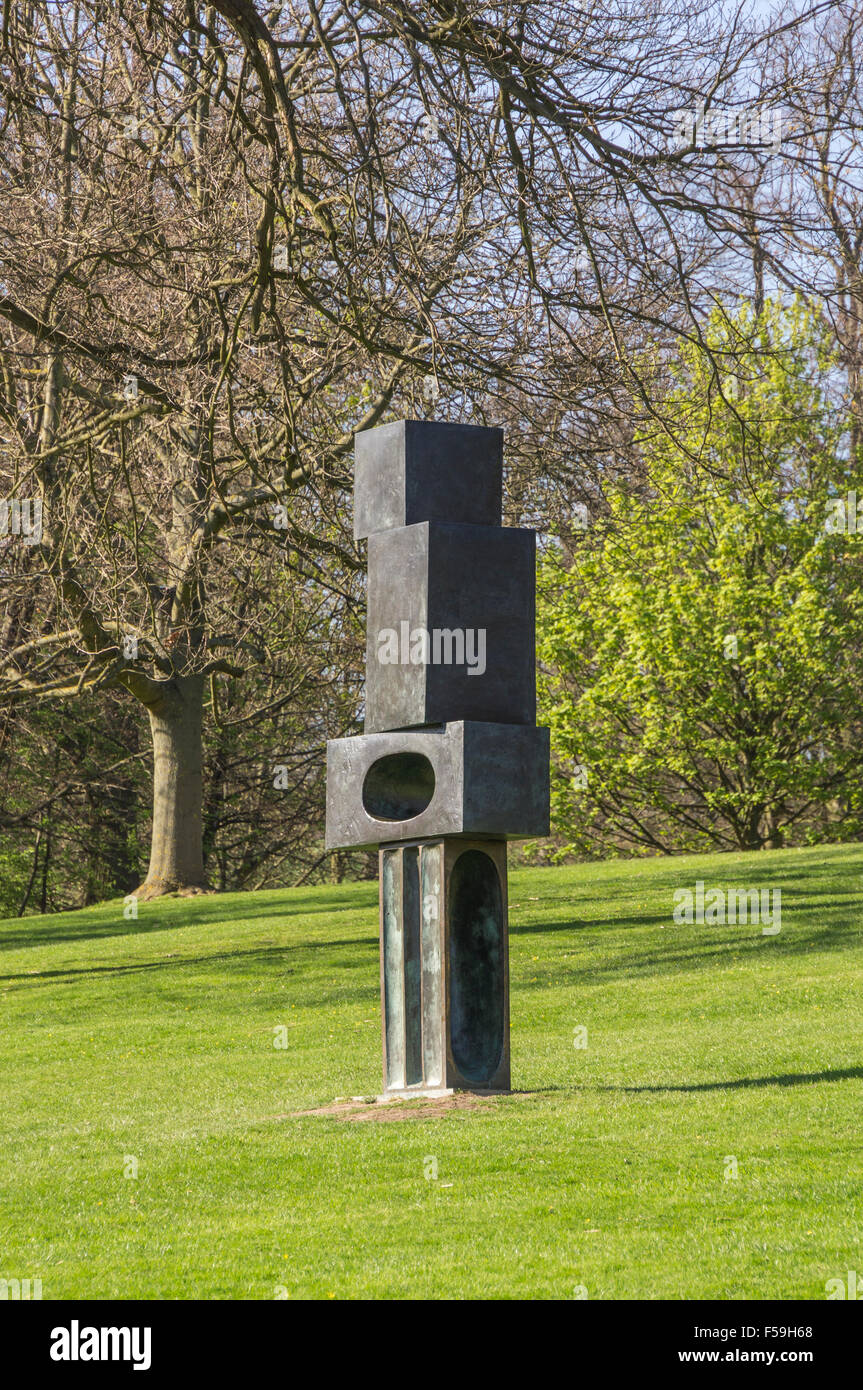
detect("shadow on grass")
[0,886,380,952]
[610,1066,863,1093]
[511,910,672,934]
[0,937,378,985]
[511,892,863,938]
[515,1066,863,1097]
[6,848,863,952]
[510,857,863,919]
[511,917,862,984]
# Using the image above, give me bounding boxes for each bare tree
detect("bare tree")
[748,1,863,455]
[0,0,828,901]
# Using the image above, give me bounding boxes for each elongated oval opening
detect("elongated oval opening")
[449,850,505,1083]
[362,752,435,821]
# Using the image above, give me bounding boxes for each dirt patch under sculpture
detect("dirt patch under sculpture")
[285,1092,506,1123]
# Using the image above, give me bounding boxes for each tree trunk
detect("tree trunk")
[135,675,209,900]
[762,808,784,851]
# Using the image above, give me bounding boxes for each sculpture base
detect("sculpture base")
[376,1087,510,1102]
[379,837,510,1096]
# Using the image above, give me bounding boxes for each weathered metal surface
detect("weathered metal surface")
[378,838,510,1095]
[354,419,502,541]
[381,848,405,1090]
[365,521,536,733]
[420,843,444,1087]
[443,837,510,1092]
[449,849,506,1083]
[402,846,423,1086]
[325,721,550,850]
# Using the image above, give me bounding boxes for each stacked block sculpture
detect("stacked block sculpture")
[326,420,549,1096]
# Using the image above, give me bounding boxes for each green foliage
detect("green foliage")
[538,300,863,855]
[0,840,34,917]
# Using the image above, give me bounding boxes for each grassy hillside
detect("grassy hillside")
[1,842,862,1300]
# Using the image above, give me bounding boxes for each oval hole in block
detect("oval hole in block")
[362,752,435,821]
[449,849,504,1083]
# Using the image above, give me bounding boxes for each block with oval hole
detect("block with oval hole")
[324,721,549,851]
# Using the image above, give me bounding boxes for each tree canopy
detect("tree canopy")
[537,299,863,856]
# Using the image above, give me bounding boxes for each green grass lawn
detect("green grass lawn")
[1,841,862,1300]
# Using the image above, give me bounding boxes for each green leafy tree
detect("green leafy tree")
[538,300,863,856]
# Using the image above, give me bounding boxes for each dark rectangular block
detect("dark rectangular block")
[325,720,549,850]
[354,419,502,540]
[365,522,535,733]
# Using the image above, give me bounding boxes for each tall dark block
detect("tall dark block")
[365,522,536,732]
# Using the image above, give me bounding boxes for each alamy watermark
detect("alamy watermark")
[376,622,486,676]
[825,1270,862,1299]
[672,102,785,152]
[0,497,42,545]
[50,1323,151,1370]
[0,1276,42,1299]
[825,491,863,534]
[672,880,781,934]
